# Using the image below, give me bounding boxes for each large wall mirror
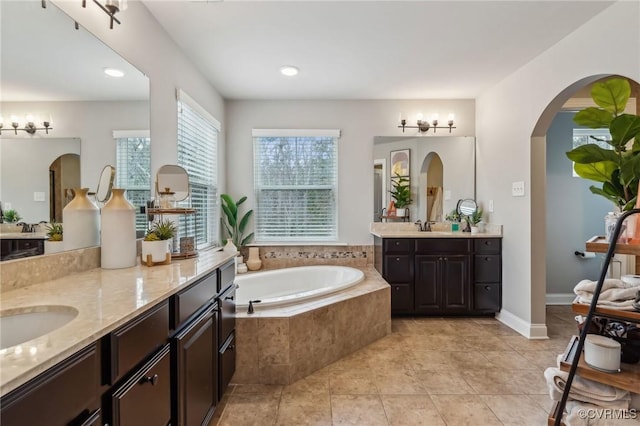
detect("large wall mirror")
[0,0,150,254]
[373,136,475,223]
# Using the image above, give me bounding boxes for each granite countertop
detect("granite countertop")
[370,222,502,238]
[0,248,236,397]
[0,232,48,240]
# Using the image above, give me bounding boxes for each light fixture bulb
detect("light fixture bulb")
[104,68,125,78]
[10,115,19,125]
[280,65,299,77]
[25,114,35,124]
[416,113,424,121]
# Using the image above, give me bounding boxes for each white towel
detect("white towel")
[574,278,640,310]
[544,367,630,408]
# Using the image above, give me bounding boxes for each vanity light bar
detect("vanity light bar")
[41,0,124,30]
[0,116,53,136]
[398,113,456,134]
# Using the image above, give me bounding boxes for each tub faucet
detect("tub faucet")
[248,299,262,314]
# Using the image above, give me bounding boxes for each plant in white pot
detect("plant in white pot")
[44,221,64,254]
[141,219,176,264]
[389,174,412,217]
[464,208,484,234]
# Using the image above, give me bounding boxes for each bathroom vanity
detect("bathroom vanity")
[372,229,502,316]
[0,250,236,426]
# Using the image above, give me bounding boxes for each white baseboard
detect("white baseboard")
[496,309,549,339]
[545,293,575,305]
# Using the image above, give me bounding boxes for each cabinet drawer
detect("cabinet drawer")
[0,343,100,426]
[415,238,470,254]
[110,344,171,426]
[390,284,413,313]
[219,259,236,293]
[383,255,411,283]
[219,332,236,400]
[16,239,44,251]
[474,283,501,312]
[173,270,217,328]
[474,238,501,254]
[383,239,411,253]
[218,284,236,347]
[107,301,169,384]
[474,255,501,282]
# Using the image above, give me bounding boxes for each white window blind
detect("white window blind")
[253,129,339,242]
[114,132,151,233]
[177,90,219,249]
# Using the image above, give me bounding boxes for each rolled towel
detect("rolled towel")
[544,367,630,408]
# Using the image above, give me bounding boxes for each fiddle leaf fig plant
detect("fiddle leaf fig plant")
[389,174,412,208]
[221,194,254,248]
[566,78,640,211]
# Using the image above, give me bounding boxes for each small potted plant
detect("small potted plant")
[44,220,64,254]
[465,208,484,234]
[389,174,412,217]
[221,193,254,254]
[142,219,176,264]
[2,209,21,223]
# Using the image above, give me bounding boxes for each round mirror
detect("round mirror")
[156,165,190,202]
[456,198,477,216]
[95,165,115,203]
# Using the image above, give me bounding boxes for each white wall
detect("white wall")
[50,0,226,193]
[476,1,640,337]
[226,100,475,244]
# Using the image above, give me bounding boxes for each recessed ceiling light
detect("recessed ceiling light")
[104,68,125,78]
[280,65,299,77]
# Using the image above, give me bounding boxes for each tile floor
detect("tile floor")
[211,306,576,425]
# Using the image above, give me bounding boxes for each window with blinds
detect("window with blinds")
[115,133,151,233]
[177,90,219,249]
[253,129,339,242]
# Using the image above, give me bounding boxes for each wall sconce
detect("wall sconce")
[0,114,53,136]
[83,0,127,29]
[399,113,456,134]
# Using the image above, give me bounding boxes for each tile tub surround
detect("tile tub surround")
[242,245,373,270]
[0,248,236,397]
[232,267,391,385]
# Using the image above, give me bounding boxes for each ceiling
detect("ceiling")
[0,0,148,102]
[143,0,615,100]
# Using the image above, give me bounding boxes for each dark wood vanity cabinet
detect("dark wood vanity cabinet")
[216,260,236,400]
[375,236,501,315]
[0,343,102,426]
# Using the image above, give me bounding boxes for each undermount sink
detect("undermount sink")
[0,306,78,350]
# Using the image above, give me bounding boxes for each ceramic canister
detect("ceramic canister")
[100,189,137,269]
[62,188,100,250]
[584,334,621,372]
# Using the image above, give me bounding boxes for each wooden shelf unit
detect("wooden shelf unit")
[585,236,640,273]
[572,303,640,323]
[560,335,640,393]
[146,207,196,215]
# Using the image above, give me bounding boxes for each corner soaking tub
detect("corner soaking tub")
[235,265,364,309]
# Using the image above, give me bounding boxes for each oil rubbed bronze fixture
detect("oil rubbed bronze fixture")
[0,114,53,135]
[41,0,127,29]
[398,113,456,134]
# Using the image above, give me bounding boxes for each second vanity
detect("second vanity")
[0,249,237,426]
[372,223,503,316]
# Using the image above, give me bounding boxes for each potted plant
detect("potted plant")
[221,194,254,250]
[2,209,21,223]
[44,221,64,254]
[566,78,640,212]
[465,208,484,234]
[142,218,176,263]
[389,174,412,217]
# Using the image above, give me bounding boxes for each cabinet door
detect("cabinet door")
[441,255,470,311]
[172,305,218,426]
[0,343,100,426]
[415,255,440,312]
[383,254,411,283]
[219,332,236,400]
[390,284,413,314]
[110,345,171,426]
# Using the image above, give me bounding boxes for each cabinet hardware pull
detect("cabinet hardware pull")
[141,373,159,386]
[485,257,490,261]
[229,344,235,351]
[443,257,448,261]
[485,286,491,291]
[395,241,400,246]
[396,257,400,261]
[225,295,234,300]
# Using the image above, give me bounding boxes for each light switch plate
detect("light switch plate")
[34,192,45,202]
[488,200,494,212]
[512,181,525,197]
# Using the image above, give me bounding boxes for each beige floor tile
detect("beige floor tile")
[374,370,426,395]
[481,394,550,425]
[479,323,522,336]
[414,370,475,395]
[233,384,284,395]
[282,375,330,395]
[464,335,515,351]
[481,351,539,369]
[527,394,556,414]
[329,350,373,371]
[276,393,332,426]
[330,394,389,425]
[500,335,558,351]
[329,369,379,394]
[448,350,495,370]
[404,334,469,351]
[518,349,563,369]
[409,350,457,371]
[462,368,523,394]
[380,395,445,426]
[217,393,280,426]
[512,368,549,395]
[431,394,502,426]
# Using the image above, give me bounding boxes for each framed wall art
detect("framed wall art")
[390,149,410,177]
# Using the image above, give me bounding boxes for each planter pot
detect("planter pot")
[470,226,480,235]
[142,240,170,263]
[44,240,65,255]
[395,208,406,217]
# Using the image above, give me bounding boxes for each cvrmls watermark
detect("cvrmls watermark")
[577,408,638,420]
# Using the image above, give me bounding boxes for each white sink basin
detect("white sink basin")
[0,306,78,350]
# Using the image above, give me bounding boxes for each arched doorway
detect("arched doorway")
[419,152,444,222]
[49,153,80,222]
